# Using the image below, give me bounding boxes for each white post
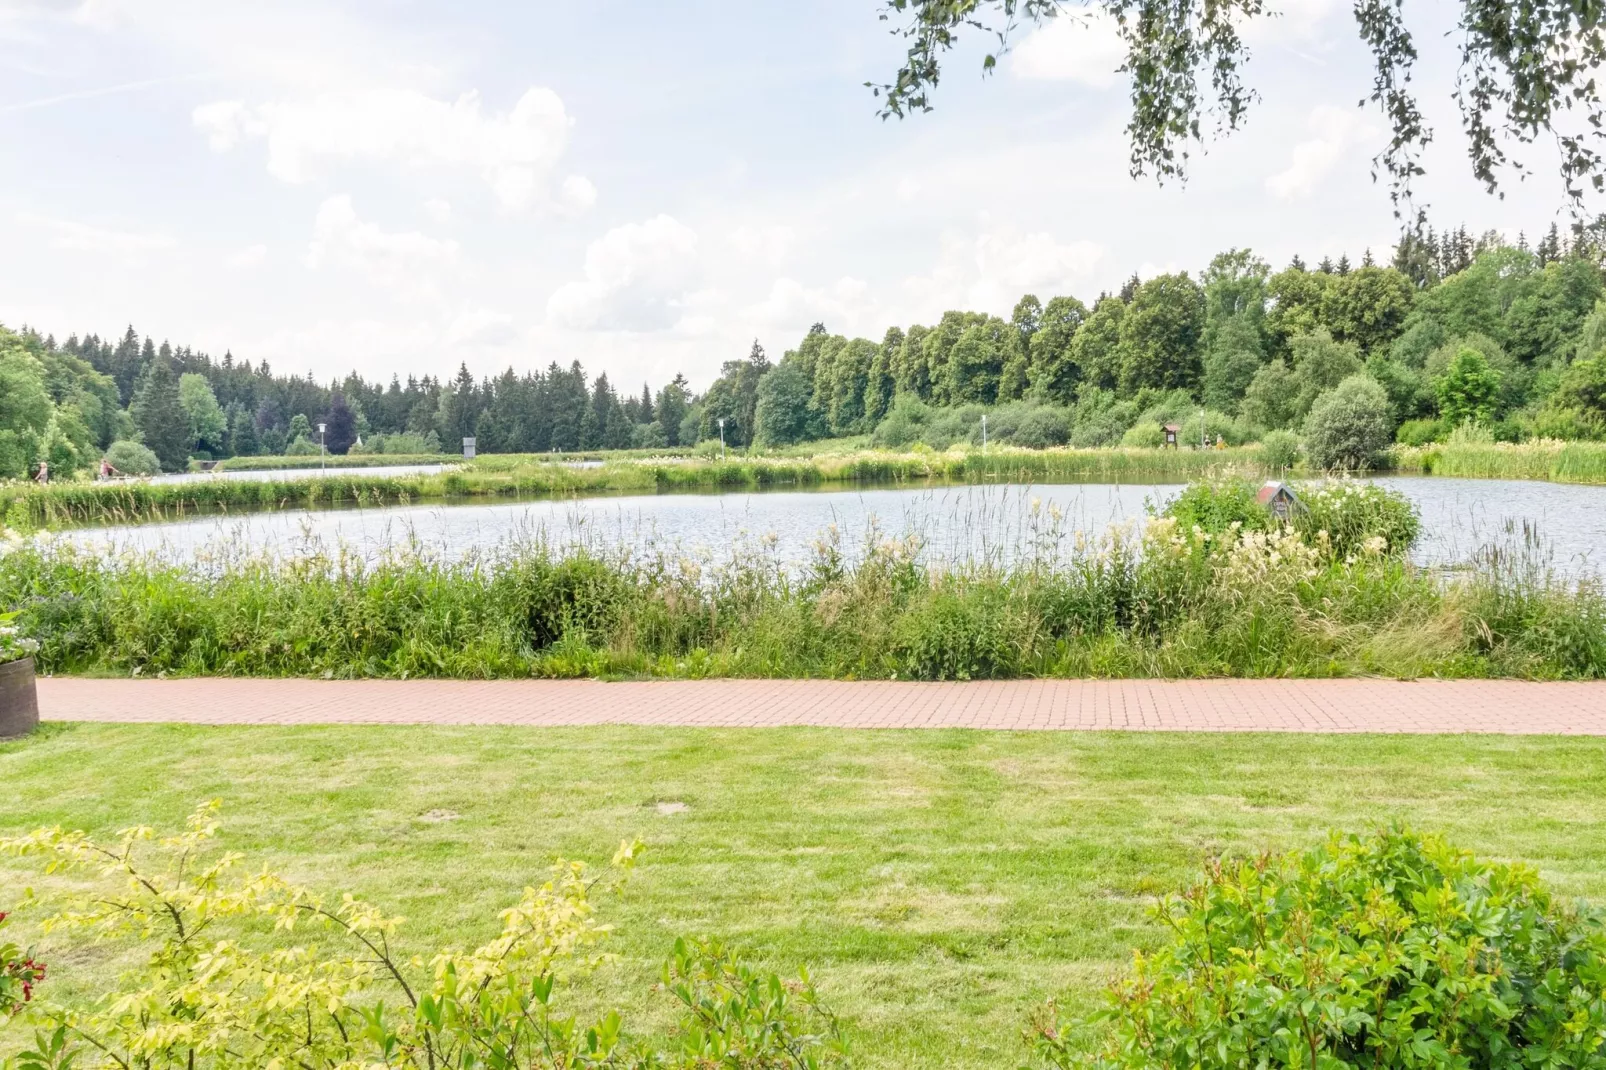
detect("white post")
[1200,407,1206,449]
[317,422,327,470]
[981,413,988,453]
[718,417,726,461]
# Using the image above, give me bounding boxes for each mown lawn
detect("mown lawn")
[4,723,1606,1068]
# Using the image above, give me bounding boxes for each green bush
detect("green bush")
[958,402,1076,450]
[1257,428,1301,469]
[285,436,321,456]
[102,440,161,477]
[1303,375,1394,470]
[1159,478,1270,535]
[1294,478,1421,557]
[1120,420,1166,448]
[870,394,931,448]
[891,585,1028,680]
[1033,826,1606,1070]
[1394,417,1446,446]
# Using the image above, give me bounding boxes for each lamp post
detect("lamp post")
[981,413,988,453]
[1200,407,1206,450]
[318,422,327,470]
[718,417,726,461]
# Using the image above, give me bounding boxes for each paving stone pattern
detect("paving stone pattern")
[34,677,1606,734]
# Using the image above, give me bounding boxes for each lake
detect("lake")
[58,476,1606,575]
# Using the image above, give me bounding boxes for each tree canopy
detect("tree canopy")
[868,0,1606,211]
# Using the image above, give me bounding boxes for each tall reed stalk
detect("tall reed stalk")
[2,498,1598,681]
[0,447,1271,530]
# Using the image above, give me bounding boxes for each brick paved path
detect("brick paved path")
[33,677,1606,733]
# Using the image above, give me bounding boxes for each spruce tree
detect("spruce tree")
[323,392,357,455]
[130,356,189,471]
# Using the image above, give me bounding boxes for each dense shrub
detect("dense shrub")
[102,439,161,476]
[1159,478,1270,534]
[1394,417,1446,446]
[0,806,846,1070]
[891,584,1030,680]
[1159,478,1417,559]
[1120,420,1166,448]
[999,404,1072,448]
[1033,826,1606,1070]
[1294,478,1421,557]
[1257,428,1301,469]
[1303,375,1394,470]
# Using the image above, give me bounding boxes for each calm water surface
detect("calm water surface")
[62,476,1606,575]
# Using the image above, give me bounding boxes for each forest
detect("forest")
[5,220,1606,477]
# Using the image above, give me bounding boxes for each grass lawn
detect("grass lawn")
[5,723,1606,1068]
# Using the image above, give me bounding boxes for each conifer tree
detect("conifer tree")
[130,356,189,471]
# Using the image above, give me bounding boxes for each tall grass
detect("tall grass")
[0,446,1272,530]
[212,453,446,471]
[1391,439,1606,483]
[3,495,1599,681]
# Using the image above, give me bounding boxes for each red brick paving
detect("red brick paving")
[32,677,1606,734]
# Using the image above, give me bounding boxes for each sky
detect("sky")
[0,0,1598,393]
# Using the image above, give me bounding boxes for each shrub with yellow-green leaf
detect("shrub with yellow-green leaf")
[0,804,843,1070]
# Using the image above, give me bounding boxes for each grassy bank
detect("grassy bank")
[2,497,1599,680]
[1391,439,1606,483]
[4,723,1605,1068]
[0,446,1268,529]
[209,452,448,471]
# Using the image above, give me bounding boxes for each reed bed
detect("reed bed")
[3,488,1599,681]
[1391,439,1606,483]
[0,447,1270,530]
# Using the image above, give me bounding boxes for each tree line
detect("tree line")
[5,218,1606,478]
[0,324,695,477]
[692,220,1606,464]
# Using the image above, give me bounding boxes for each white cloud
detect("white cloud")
[1265,105,1378,200]
[728,224,795,267]
[226,243,268,268]
[305,195,459,291]
[903,222,1105,316]
[559,175,598,213]
[71,0,123,30]
[546,215,699,331]
[194,87,590,213]
[423,198,453,224]
[745,276,874,332]
[15,211,176,255]
[1244,0,1343,46]
[1011,12,1125,88]
[443,306,516,347]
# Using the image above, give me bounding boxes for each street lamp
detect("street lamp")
[317,422,327,470]
[717,417,726,461]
